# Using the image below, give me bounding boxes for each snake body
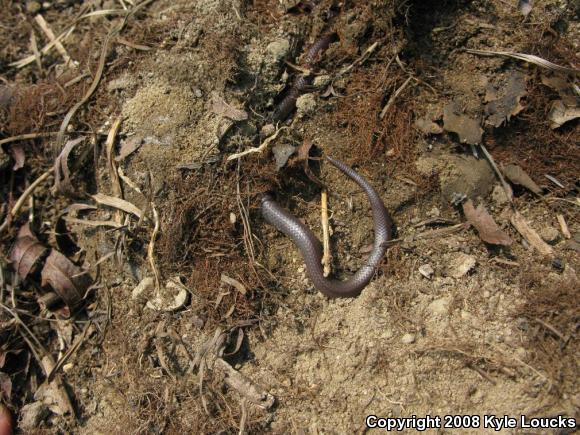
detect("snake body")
[261,156,393,298]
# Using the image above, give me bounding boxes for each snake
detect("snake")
[261,156,393,298]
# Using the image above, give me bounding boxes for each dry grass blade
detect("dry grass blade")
[0,132,58,147]
[462,199,513,246]
[34,15,73,67]
[54,27,119,155]
[466,49,579,75]
[54,137,84,196]
[105,117,124,223]
[63,217,124,228]
[10,26,76,69]
[91,193,144,220]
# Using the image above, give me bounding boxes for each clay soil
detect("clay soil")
[0,0,579,434]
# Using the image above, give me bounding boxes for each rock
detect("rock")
[401,333,416,344]
[415,117,443,135]
[539,226,560,245]
[266,39,290,62]
[261,123,275,137]
[19,402,49,431]
[146,277,190,312]
[295,94,317,118]
[427,297,450,316]
[313,75,331,88]
[272,143,296,169]
[491,184,509,207]
[132,277,154,300]
[26,1,42,13]
[419,264,434,279]
[446,253,476,278]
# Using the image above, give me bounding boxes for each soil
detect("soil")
[0,0,579,434]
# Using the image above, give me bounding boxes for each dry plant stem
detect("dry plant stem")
[48,321,92,382]
[0,169,54,234]
[0,132,57,147]
[479,144,514,203]
[379,76,413,119]
[557,214,571,239]
[105,117,124,223]
[54,25,119,155]
[10,26,75,68]
[510,211,554,257]
[238,398,248,435]
[147,203,161,292]
[34,15,73,67]
[466,49,579,75]
[227,127,287,161]
[30,31,43,74]
[320,190,332,277]
[338,41,380,76]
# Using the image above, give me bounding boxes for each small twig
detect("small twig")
[557,214,571,239]
[105,117,124,223]
[147,203,161,292]
[479,144,514,204]
[379,76,413,119]
[10,26,75,68]
[34,15,73,67]
[533,318,567,344]
[238,398,248,435]
[0,169,53,234]
[0,132,58,147]
[510,211,554,257]
[320,190,332,277]
[338,41,379,76]
[30,31,43,74]
[227,127,286,161]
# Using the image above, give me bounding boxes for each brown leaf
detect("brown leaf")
[115,135,143,161]
[443,102,483,145]
[210,92,248,121]
[484,72,527,128]
[10,224,48,280]
[8,144,25,170]
[502,164,542,195]
[41,250,92,310]
[462,199,513,246]
[54,137,84,196]
[0,372,11,400]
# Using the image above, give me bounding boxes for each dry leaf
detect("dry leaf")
[462,199,513,246]
[54,137,84,196]
[10,224,48,280]
[41,250,92,310]
[502,164,542,195]
[220,273,247,295]
[210,92,248,121]
[548,100,580,129]
[8,144,25,170]
[115,135,143,161]
[443,102,483,145]
[92,193,144,220]
[484,72,527,127]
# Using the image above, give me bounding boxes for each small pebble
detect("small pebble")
[419,264,434,279]
[539,226,560,245]
[26,0,42,13]
[552,258,565,271]
[401,333,416,344]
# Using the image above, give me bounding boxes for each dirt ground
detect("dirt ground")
[0,0,579,433]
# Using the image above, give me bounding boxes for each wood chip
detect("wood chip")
[510,211,554,256]
[557,214,571,239]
